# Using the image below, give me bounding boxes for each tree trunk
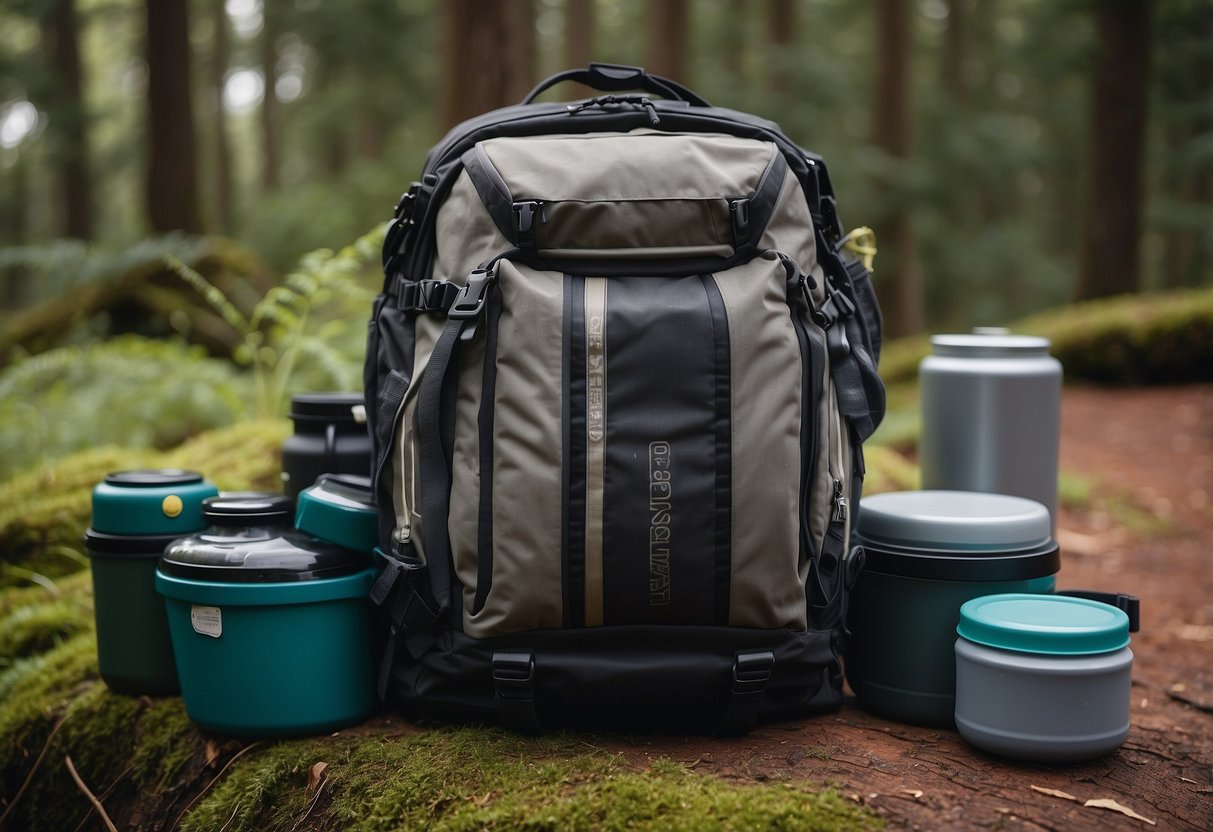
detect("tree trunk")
[145,0,203,233]
[646,0,688,83]
[723,0,748,84]
[565,0,594,76]
[940,0,967,104]
[441,0,536,131]
[41,0,91,240]
[872,0,924,336]
[1076,0,1152,301]
[260,0,281,192]
[211,0,233,233]
[765,0,796,96]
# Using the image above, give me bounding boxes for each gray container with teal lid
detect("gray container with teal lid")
[955,593,1134,761]
[845,490,1059,726]
[85,469,218,695]
[156,492,378,737]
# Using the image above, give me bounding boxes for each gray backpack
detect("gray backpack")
[365,64,885,733]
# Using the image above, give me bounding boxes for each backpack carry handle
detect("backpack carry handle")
[522,62,711,107]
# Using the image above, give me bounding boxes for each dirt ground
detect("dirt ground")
[601,385,1213,831]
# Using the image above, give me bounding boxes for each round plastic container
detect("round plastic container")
[85,469,218,695]
[281,393,372,500]
[845,490,1058,726]
[955,593,1133,761]
[294,474,378,555]
[919,333,1062,531]
[156,493,377,737]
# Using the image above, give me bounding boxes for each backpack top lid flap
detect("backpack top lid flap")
[460,131,786,256]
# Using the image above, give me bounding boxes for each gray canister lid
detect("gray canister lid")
[930,333,1052,359]
[858,490,1052,552]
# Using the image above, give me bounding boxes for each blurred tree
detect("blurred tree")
[441,0,535,130]
[1077,0,1152,300]
[145,0,203,233]
[765,0,795,96]
[38,0,90,240]
[647,0,688,83]
[209,0,233,233]
[565,0,594,76]
[872,0,924,335]
[261,0,281,192]
[940,0,967,105]
[1154,1,1213,289]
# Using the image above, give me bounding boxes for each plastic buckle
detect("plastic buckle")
[394,182,420,221]
[730,198,751,246]
[732,651,774,696]
[448,268,494,320]
[512,201,544,247]
[493,651,540,734]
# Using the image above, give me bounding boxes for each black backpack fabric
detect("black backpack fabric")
[364,64,885,734]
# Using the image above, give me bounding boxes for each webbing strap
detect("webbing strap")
[493,651,541,734]
[415,315,470,615]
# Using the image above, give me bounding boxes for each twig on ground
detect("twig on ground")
[0,713,68,829]
[71,762,134,832]
[171,740,267,831]
[64,755,119,832]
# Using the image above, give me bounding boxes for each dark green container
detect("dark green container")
[157,493,378,737]
[85,470,218,695]
[845,490,1058,727]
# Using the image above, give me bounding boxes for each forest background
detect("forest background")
[0,0,1210,479]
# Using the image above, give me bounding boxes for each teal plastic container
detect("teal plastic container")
[86,469,218,695]
[955,594,1133,761]
[294,474,378,554]
[156,493,377,737]
[845,491,1059,727]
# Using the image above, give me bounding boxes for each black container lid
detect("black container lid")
[289,393,367,423]
[105,469,204,487]
[161,492,366,582]
[202,493,294,527]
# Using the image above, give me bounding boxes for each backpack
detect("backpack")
[364,64,885,734]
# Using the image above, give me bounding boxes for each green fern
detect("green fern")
[166,225,382,418]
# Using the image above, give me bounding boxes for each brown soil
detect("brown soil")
[602,385,1213,830]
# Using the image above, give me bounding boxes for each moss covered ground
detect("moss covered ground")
[0,421,882,831]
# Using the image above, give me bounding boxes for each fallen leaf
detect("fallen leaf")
[1031,785,1078,802]
[898,789,923,799]
[308,762,328,793]
[1083,798,1156,825]
[471,792,495,807]
[205,741,220,768]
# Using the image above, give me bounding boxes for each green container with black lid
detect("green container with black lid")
[156,493,377,737]
[845,490,1059,727]
[85,469,218,695]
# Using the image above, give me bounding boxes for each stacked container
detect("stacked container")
[156,485,378,737]
[85,470,218,695]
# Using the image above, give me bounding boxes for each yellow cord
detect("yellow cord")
[841,226,877,271]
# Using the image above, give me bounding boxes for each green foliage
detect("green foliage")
[0,335,249,480]
[167,225,383,418]
[0,420,288,585]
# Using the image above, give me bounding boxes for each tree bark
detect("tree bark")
[872,0,924,336]
[646,0,688,83]
[145,0,203,233]
[564,0,594,76]
[260,0,281,192]
[40,0,91,240]
[441,0,536,130]
[765,0,796,96]
[210,0,233,233]
[1076,0,1153,301]
[940,0,967,104]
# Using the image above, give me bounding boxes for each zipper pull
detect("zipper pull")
[638,97,661,125]
[831,479,848,524]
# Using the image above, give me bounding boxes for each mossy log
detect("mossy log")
[0,237,277,366]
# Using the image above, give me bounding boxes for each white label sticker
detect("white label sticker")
[190,605,223,638]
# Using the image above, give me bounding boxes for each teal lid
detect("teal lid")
[294,474,378,554]
[958,593,1131,656]
[91,470,219,536]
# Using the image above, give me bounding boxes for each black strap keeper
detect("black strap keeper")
[493,651,541,734]
[716,651,774,736]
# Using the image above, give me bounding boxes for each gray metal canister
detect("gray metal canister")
[919,333,1062,530]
